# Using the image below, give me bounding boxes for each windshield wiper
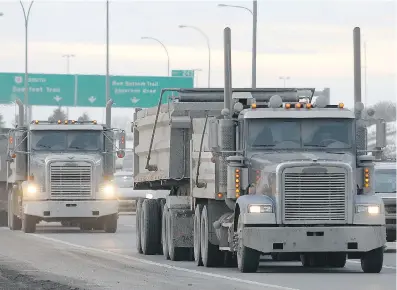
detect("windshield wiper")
[36,144,51,149]
[69,146,85,150]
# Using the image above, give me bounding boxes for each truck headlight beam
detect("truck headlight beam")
[356,204,380,215]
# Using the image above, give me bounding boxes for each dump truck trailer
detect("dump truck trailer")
[133,26,387,273]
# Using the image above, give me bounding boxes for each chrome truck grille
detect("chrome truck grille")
[49,163,92,197]
[282,168,347,223]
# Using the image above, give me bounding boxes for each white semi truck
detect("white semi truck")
[132,26,387,273]
[5,99,126,233]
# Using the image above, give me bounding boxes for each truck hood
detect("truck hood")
[248,151,355,170]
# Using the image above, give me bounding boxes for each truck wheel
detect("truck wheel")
[157,198,166,255]
[22,213,36,233]
[327,253,346,268]
[200,205,223,267]
[0,211,8,227]
[104,214,118,233]
[361,247,383,273]
[141,199,160,255]
[194,204,204,266]
[236,214,260,273]
[161,204,170,260]
[8,189,21,231]
[167,208,191,261]
[136,198,144,254]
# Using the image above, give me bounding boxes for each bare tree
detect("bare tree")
[364,101,396,125]
[78,112,90,122]
[48,106,67,122]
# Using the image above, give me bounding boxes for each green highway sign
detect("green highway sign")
[0,72,193,108]
[0,73,75,106]
[171,70,194,77]
[77,75,193,107]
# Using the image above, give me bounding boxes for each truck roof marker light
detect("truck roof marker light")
[364,168,369,173]
[306,103,312,109]
[217,193,223,198]
[64,120,68,124]
[235,193,240,198]
[57,120,61,124]
[251,103,257,109]
[34,120,39,124]
[72,120,76,124]
[93,120,97,124]
[285,103,291,109]
[9,137,13,144]
[295,103,302,109]
[338,103,344,108]
[11,153,16,158]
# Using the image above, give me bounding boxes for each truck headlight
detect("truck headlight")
[356,205,380,215]
[248,204,273,213]
[27,184,38,194]
[102,183,116,198]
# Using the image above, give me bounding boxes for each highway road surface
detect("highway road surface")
[0,214,395,290]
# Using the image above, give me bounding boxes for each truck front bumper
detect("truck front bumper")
[242,225,386,254]
[23,200,119,219]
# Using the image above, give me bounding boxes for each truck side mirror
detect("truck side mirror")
[119,130,126,150]
[375,119,386,149]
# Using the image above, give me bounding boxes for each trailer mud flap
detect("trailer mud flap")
[169,209,194,248]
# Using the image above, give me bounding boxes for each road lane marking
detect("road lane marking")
[30,234,300,290]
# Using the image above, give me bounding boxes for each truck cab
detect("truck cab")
[6,99,125,233]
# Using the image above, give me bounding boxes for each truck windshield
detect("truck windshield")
[31,130,102,151]
[248,118,353,149]
[374,168,396,193]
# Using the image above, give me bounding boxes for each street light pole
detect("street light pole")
[20,0,34,124]
[62,54,75,74]
[279,76,290,88]
[218,0,257,88]
[141,37,170,76]
[179,25,211,87]
[252,0,257,88]
[106,0,110,104]
[62,54,75,119]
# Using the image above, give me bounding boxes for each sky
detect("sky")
[0,0,395,128]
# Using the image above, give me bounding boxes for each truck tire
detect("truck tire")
[161,204,170,260]
[104,214,118,233]
[327,253,346,268]
[141,199,160,255]
[22,213,36,233]
[136,198,144,254]
[236,214,260,273]
[8,188,21,231]
[194,204,204,266]
[361,247,383,273]
[200,205,223,267]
